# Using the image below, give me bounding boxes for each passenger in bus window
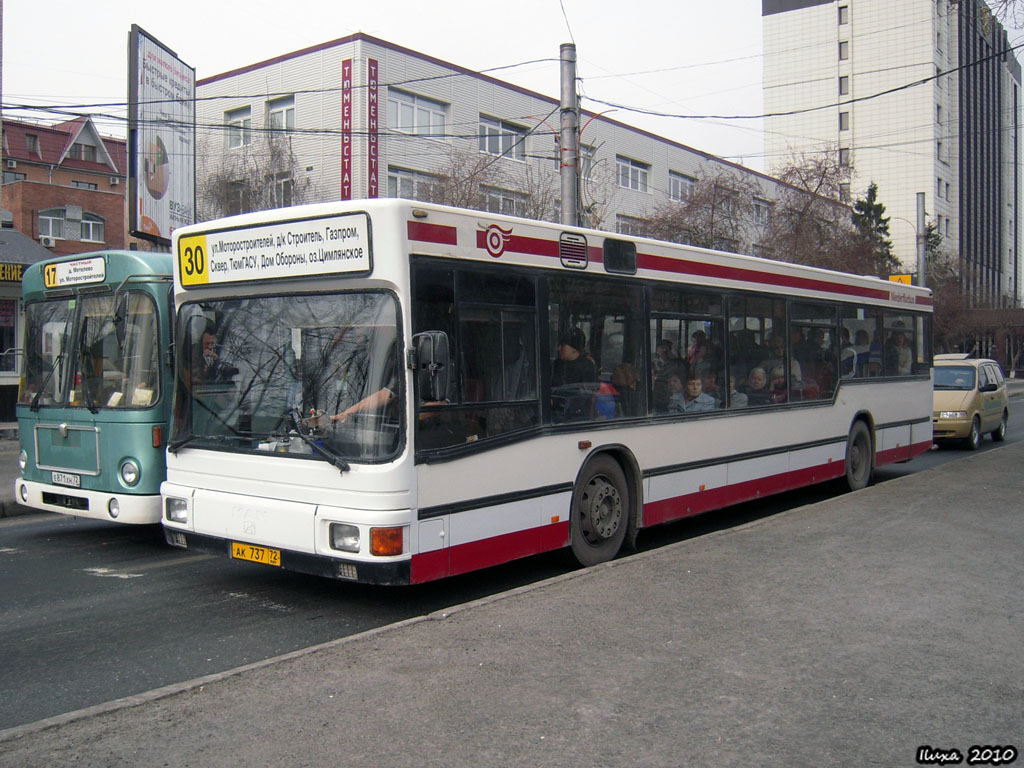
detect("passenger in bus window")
[193,325,237,384]
[652,338,679,412]
[866,330,884,375]
[853,329,871,375]
[698,365,722,408]
[884,327,912,375]
[551,328,597,387]
[768,366,788,403]
[759,332,802,382]
[551,328,598,422]
[742,366,771,406]
[680,372,716,413]
[839,327,858,379]
[611,362,641,417]
[727,371,748,408]
[666,370,687,413]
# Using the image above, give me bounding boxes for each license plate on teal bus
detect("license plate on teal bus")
[231,542,281,567]
[51,471,81,488]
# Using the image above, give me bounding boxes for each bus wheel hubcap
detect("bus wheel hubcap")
[581,477,622,542]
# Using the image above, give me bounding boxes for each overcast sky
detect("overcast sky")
[6,0,766,171]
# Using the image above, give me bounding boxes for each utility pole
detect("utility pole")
[559,43,579,227]
[916,192,927,288]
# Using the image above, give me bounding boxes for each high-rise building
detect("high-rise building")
[763,0,1021,307]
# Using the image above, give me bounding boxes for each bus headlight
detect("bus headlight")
[165,497,188,524]
[119,459,141,487]
[329,523,360,553]
[108,499,120,519]
[18,450,27,471]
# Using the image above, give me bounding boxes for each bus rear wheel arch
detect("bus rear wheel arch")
[569,454,631,567]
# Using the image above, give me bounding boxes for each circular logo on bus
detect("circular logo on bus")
[483,225,513,258]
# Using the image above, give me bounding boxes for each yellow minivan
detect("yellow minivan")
[932,354,1010,449]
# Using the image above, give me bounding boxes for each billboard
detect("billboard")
[128,25,196,246]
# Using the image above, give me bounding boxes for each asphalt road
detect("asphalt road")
[0,408,1020,731]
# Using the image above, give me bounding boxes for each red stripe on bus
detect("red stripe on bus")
[642,460,846,527]
[408,221,458,245]
[638,252,892,301]
[408,436,934,583]
[410,521,569,584]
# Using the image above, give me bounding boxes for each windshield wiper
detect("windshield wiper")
[30,353,63,412]
[286,429,351,473]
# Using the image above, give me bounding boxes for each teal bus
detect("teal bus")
[15,251,174,524]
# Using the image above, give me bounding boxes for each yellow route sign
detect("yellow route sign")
[888,274,913,284]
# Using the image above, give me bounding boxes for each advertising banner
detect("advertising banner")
[128,25,196,245]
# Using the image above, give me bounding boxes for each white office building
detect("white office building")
[195,33,813,256]
[763,0,1022,307]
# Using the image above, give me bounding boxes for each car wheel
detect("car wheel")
[843,421,873,491]
[992,410,1008,442]
[964,416,982,450]
[569,455,628,567]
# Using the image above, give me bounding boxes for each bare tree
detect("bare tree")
[197,128,315,221]
[645,167,761,253]
[763,150,856,269]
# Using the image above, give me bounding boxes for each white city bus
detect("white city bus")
[162,199,933,585]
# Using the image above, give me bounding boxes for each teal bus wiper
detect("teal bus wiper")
[30,353,63,412]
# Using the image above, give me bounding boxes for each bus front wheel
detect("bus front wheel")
[570,455,629,567]
[844,421,873,492]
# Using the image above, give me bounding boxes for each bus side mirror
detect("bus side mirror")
[412,331,450,402]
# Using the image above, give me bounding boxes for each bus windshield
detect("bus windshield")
[172,291,401,462]
[20,292,162,409]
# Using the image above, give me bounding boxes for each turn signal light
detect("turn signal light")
[370,526,403,556]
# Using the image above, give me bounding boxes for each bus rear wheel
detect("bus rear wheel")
[844,421,873,492]
[570,455,628,567]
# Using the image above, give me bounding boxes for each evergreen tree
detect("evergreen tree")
[851,182,899,277]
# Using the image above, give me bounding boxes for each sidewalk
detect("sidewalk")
[1,441,1020,767]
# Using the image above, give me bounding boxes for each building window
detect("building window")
[753,198,773,227]
[269,173,293,208]
[39,208,65,239]
[81,213,104,243]
[839,41,850,60]
[25,134,40,155]
[226,107,252,149]
[838,5,849,24]
[839,112,850,131]
[3,171,26,185]
[68,143,97,162]
[669,170,697,201]
[267,96,295,132]
[388,90,446,136]
[937,177,943,198]
[71,180,98,190]
[839,183,851,201]
[482,186,526,217]
[839,147,851,166]
[479,116,526,161]
[617,156,649,192]
[387,166,436,200]
[615,214,647,236]
[839,76,850,96]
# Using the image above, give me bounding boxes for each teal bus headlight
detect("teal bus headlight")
[119,459,141,487]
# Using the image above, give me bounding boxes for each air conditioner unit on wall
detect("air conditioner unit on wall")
[5,159,16,169]
[109,176,120,186]
[40,236,55,248]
